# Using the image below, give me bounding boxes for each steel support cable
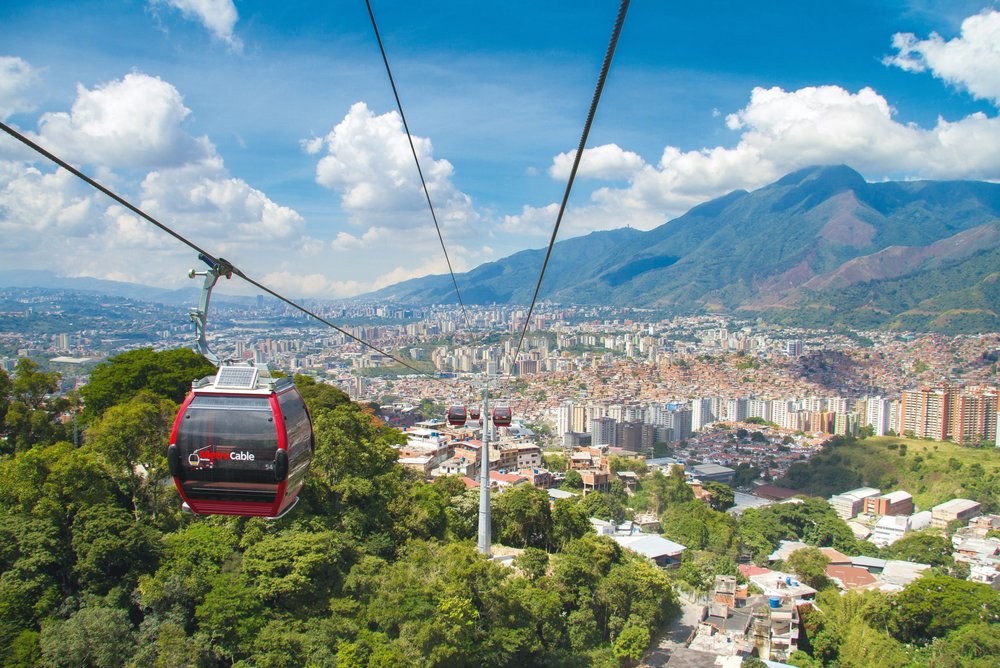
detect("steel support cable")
[364,0,470,328]
[508,0,630,379]
[0,120,434,378]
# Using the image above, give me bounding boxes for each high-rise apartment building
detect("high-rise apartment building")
[950,387,997,444]
[900,387,950,440]
[864,396,891,436]
[591,417,617,447]
[691,398,714,432]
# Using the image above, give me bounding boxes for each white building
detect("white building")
[871,511,932,547]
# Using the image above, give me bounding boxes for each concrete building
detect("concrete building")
[829,487,881,520]
[951,387,997,445]
[900,387,950,440]
[865,490,914,517]
[871,511,932,547]
[590,416,617,446]
[931,499,982,529]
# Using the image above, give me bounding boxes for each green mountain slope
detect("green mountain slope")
[364,165,1000,333]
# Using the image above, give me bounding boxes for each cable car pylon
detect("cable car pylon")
[477,376,491,557]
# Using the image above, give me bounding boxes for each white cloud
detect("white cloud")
[501,203,559,237]
[0,164,103,248]
[34,73,211,169]
[885,9,1000,104]
[139,156,306,244]
[1,70,311,284]
[154,0,242,49]
[512,83,1000,237]
[330,231,363,252]
[258,270,365,299]
[309,102,480,240]
[0,56,41,120]
[548,144,645,180]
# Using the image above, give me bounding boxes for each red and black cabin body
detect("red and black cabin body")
[447,405,467,426]
[492,405,512,427]
[168,366,313,518]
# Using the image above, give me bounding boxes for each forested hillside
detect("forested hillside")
[0,350,677,667]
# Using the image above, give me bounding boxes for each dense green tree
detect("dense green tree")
[672,553,739,592]
[194,571,267,664]
[551,497,590,550]
[2,359,67,453]
[39,606,136,668]
[83,391,176,519]
[306,402,407,543]
[579,491,627,524]
[703,481,735,511]
[444,487,479,541]
[889,575,1000,643]
[663,465,694,505]
[493,484,552,549]
[612,623,649,667]
[137,523,239,624]
[837,623,910,668]
[292,374,352,416]
[242,529,354,616]
[5,630,41,668]
[881,531,954,568]
[0,442,118,536]
[785,547,830,590]
[80,348,215,420]
[564,469,583,489]
[661,501,735,553]
[389,480,449,544]
[71,504,160,598]
[513,547,549,581]
[0,367,11,429]
[919,622,1000,668]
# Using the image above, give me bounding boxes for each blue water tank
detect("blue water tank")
[786,576,792,585]
[769,596,780,609]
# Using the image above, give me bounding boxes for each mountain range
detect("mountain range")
[367,165,1000,334]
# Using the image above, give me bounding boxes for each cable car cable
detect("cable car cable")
[507,0,630,378]
[0,120,434,378]
[364,0,470,328]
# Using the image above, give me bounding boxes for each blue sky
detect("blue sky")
[1,0,999,298]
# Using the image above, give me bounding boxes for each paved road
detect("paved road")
[641,597,705,667]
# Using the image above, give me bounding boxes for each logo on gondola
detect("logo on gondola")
[188,447,255,466]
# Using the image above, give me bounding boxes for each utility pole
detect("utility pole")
[477,380,491,557]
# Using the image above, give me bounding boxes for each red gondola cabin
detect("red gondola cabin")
[446,405,467,426]
[492,405,512,427]
[168,366,313,518]
[468,405,481,421]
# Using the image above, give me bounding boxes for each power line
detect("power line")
[508,0,630,377]
[364,0,470,327]
[0,120,434,378]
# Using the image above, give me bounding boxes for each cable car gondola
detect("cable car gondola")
[468,405,481,421]
[492,405,512,427]
[168,365,313,518]
[447,405,467,426]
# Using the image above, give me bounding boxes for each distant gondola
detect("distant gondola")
[446,405,467,426]
[492,405,512,427]
[168,365,313,518]
[468,405,481,421]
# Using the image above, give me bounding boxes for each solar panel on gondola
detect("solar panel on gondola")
[168,366,313,518]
